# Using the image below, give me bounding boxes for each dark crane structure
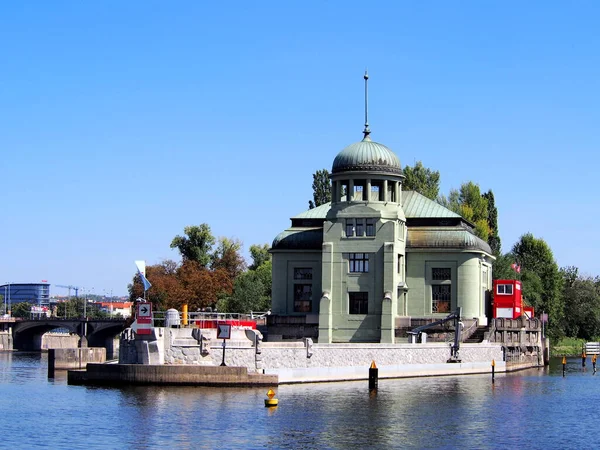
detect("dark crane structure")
[408,307,463,363]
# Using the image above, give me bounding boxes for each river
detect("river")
[1,352,598,449]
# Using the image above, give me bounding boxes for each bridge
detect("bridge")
[10,318,127,356]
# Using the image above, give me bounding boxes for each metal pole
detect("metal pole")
[7,282,10,317]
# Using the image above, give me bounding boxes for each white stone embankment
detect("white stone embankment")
[117,327,509,384]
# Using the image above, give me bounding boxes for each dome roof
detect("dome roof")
[332,136,402,175]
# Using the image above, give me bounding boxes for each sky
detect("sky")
[2,1,599,296]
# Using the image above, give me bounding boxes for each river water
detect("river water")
[1,352,598,449]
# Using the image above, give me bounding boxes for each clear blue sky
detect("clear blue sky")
[2,1,599,296]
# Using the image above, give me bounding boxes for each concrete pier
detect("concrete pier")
[68,363,278,387]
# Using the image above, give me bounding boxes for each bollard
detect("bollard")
[582,351,586,368]
[562,355,567,377]
[369,361,378,390]
[264,389,278,407]
[48,349,56,378]
[593,354,597,374]
[491,359,495,384]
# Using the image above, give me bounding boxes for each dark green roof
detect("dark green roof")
[272,228,323,250]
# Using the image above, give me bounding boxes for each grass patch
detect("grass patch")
[551,337,586,357]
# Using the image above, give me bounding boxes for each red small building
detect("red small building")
[493,279,530,319]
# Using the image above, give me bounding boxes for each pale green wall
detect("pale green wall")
[405,251,490,325]
[271,250,322,316]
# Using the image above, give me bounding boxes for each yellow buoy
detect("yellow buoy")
[265,389,278,407]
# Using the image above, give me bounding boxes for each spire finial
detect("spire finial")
[363,70,371,140]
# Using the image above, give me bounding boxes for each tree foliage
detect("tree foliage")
[511,233,564,339]
[12,302,33,319]
[249,244,271,271]
[211,237,246,280]
[128,259,233,311]
[561,268,600,340]
[308,169,331,209]
[170,224,215,267]
[439,182,491,242]
[483,190,501,256]
[402,161,441,200]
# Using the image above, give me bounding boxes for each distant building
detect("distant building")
[95,301,133,318]
[0,283,50,308]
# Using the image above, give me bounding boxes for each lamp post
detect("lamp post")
[7,282,10,317]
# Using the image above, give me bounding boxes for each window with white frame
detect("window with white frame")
[496,284,513,295]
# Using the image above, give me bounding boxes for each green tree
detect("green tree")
[439,182,491,242]
[249,244,271,270]
[56,298,80,319]
[170,224,216,267]
[512,233,564,339]
[561,269,600,340]
[402,161,441,200]
[308,169,331,209]
[11,302,33,319]
[483,190,501,256]
[221,271,270,313]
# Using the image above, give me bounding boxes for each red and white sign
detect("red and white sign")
[134,302,153,335]
[217,323,231,340]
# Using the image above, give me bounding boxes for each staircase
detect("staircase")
[464,326,488,343]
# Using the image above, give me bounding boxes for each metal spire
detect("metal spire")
[363,70,371,140]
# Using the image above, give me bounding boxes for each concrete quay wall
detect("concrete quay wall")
[68,363,278,387]
[49,347,106,370]
[0,332,11,350]
[118,327,509,384]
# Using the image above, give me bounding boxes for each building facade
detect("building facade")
[271,90,494,343]
[0,283,51,309]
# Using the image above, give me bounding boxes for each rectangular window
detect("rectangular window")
[345,220,354,237]
[355,219,364,237]
[349,292,368,314]
[431,267,452,313]
[432,285,451,313]
[349,253,369,273]
[497,284,513,295]
[294,284,312,312]
[432,268,451,281]
[366,218,375,236]
[294,268,313,280]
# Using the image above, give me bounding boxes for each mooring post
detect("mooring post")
[48,348,55,378]
[491,359,495,384]
[562,355,567,377]
[593,354,597,374]
[220,339,227,366]
[582,351,586,368]
[368,361,378,390]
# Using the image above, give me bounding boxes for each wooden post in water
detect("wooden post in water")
[593,354,597,374]
[562,355,567,377]
[368,361,378,390]
[491,359,495,384]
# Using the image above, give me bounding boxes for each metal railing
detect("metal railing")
[151,311,270,328]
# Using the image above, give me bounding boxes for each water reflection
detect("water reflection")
[2,354,600,449]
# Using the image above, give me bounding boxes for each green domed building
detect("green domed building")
[271,75,494,344]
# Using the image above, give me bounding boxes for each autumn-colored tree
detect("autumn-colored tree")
[211,237,246,280]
